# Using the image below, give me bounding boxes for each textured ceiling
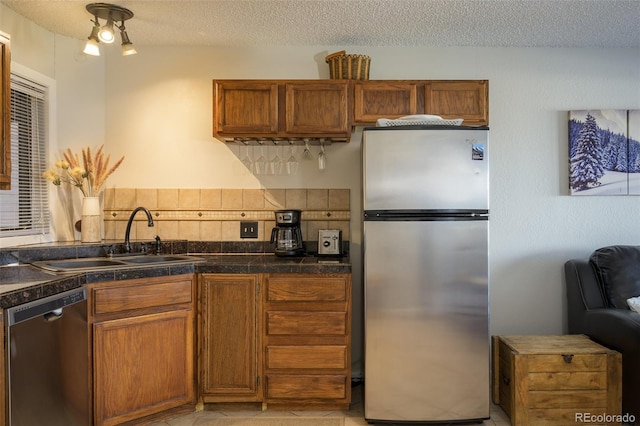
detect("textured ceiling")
[2,0,640,48]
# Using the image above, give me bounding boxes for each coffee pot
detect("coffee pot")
[270,209,305,257]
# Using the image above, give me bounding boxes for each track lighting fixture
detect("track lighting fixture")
[83,17,101,56]
[84,3,136,56]
[98,16,115,44]
[119,24,137,56]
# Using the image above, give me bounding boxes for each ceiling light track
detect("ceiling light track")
[83,3,136,57]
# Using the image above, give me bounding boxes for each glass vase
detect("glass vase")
[81,196,101,243]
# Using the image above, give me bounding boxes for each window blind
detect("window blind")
[0,74,50,237]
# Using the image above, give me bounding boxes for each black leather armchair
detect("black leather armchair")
[565,245,640,419]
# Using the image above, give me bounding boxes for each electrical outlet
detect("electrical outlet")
[240,221,259,239]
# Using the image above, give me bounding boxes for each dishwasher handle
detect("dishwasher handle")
[43,308,64,322]
[6,287,86,326]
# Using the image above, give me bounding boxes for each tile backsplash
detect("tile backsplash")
[103,188,350,243]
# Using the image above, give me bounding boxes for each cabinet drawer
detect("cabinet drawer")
[267,277,347,302]
[266,375,347,400]
[92,276,193,315]
[266,345,347,369]
[266,311,347,336]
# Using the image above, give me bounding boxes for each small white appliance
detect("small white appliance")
[317,229,342,256]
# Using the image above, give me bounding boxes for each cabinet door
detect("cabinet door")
[1,32,10,190]
[285,82,349,134]
[354,81,418,123]
[214,81,278,136]
[424,80,489,126]
[200,274,261,401]
[93,309,195,426]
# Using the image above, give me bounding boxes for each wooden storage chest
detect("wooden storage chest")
[492,335,622,426]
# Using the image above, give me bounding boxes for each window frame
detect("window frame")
[0,62,56,248]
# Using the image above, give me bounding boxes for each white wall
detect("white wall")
[1,4,106,241]
[4,3,640,376]
[102,44,640,339]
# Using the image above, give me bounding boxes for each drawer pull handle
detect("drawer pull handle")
[562,354,574,363]
[502,376,510,385]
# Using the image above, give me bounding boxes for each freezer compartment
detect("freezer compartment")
[363,220,489,422]
[362,128,488,211]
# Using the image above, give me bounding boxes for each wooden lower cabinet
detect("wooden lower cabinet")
[199,274,262,402]
[197,273,352,411]
[89,275,196,426]
[264,273,352,410]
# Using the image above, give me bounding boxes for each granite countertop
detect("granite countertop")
[195,253,351,274]
[0,250,351,309]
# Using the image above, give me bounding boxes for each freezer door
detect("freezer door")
[364,219,489,422]
[363,128,488,211]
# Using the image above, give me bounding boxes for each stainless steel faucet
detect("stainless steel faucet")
[124,206,154,253]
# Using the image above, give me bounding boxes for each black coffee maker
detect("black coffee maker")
[270,209,304,257]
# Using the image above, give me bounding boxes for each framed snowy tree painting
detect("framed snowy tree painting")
[629,110,640,194]
[569,110,629,195]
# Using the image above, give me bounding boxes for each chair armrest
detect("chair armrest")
[583,308,640,353]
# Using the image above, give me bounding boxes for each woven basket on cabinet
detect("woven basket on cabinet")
[325,50,371,80]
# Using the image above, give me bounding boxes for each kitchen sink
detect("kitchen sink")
[32,254,201,273]
[120,255,190,264]
[38,259,127,270]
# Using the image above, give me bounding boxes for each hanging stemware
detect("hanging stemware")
[302,139,312,161]
[287,140,299,175]
[270,140,282,175]
[255,140,267,175]
[318,140,327,171]
[240,140,253,173]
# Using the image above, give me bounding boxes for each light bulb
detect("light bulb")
[83,39,100,56]
[122,43,137,56]
[120,29,137,56]
[83,21,101,56]
[98,19,115,44]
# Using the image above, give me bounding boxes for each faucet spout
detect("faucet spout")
[124,207,154,253]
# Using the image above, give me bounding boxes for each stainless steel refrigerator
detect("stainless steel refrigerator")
[362,125,490,423]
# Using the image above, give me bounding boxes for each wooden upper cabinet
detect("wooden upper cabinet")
[425,80,488,126]
[212,79,489,142]
[1,32,10,190]
[353,81,418,123]
[214,80,278,136]
[354,80,488,126]
[284,81,349,135]
[213,79,351,141]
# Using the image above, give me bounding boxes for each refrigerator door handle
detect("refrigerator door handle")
[364,209,489,221]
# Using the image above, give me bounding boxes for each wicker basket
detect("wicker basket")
[325,51,371,80]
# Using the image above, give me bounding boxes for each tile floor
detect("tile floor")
[153,385,512,426]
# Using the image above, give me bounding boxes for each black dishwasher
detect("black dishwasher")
[6,287,90,426]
